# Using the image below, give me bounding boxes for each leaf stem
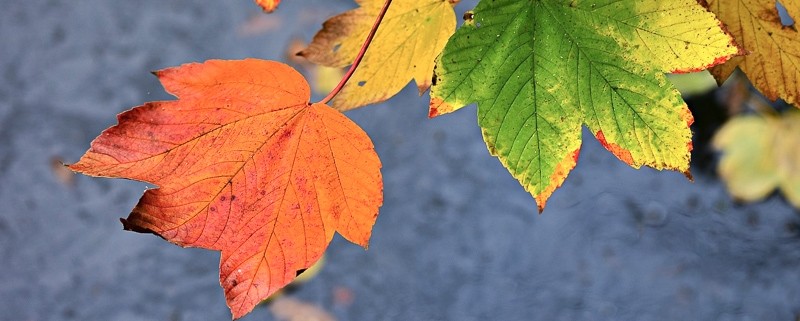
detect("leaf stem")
[315,0,392,106]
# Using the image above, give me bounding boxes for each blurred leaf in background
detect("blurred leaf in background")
[714,109,800,208]
[270,296,336,321]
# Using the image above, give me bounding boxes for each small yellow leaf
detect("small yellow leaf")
[707,0,800,105]
[713,110,800,207]
[299,0,458,111]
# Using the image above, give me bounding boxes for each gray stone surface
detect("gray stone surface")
[1,1,799,320]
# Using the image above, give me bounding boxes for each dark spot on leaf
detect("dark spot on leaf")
[220,196,226,202]
[280,129,293,141]
[210,206,216,212]
[358,81,366,87]
[463,11,474,21]
[231,195,236,201]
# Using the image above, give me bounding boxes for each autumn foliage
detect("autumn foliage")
[70,59,381,318]
[71,0,799,318]
[708,0,800,105]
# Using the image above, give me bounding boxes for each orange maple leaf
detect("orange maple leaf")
[255,0,281,13]
[69,59,382,319]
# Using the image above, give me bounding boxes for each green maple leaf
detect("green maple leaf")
[430,0,741,211]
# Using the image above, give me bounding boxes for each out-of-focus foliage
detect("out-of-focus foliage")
[714,110,800,208]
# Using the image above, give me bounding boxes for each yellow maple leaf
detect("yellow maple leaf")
[713,110,800,208]
[707,0,800,105]
[299,0,458,111]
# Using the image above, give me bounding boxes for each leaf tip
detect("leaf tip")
[417,82,431,96]
[64,161,81,173]
[532,148,581,213]
[534,198,546,214]
[428,97,453,118]
[230,306,247,320]
[684,170,694,182]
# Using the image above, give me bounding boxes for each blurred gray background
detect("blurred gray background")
[1,1,799,320]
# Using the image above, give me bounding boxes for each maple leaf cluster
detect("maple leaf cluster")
[70,0,799,318]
